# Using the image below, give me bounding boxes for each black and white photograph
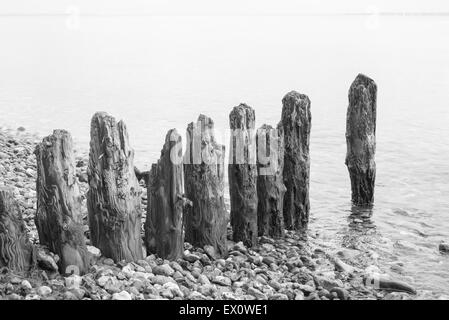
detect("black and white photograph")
[0,0,448,310]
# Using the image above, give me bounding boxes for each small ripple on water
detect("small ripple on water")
[310,195,449,298]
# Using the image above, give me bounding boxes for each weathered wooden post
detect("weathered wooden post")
[0,188,35,272]
[144,129,185,260]
[143,164,158,255]
[87,112,143,262]
[281,91,311,230]
[229,104,258,247]
[35,130,90,274]
[256,124,286,238]
[183,115,227,257]
[345,74,377,206]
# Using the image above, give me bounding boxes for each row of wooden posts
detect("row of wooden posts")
[0,73,377,275]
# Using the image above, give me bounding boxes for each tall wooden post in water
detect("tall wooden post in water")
[345,74,377,206]
[184,115,228,257]
[228,104,258,247]
[281,91,311,230]
[87,112,143,262]
[35,130,90,274]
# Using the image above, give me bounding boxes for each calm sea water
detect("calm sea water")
[1,14,448,297]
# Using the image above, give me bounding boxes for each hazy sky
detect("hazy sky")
[1,0,449,15]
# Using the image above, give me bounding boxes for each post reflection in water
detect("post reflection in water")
[348,205,376,232]
[339,204,378,254]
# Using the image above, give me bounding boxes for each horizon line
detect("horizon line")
[0,12,449,17]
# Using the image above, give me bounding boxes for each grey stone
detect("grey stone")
[183,253,201,263]
[315,276,343,291]
[204,245,218,260]
[153,264,175,277]
[268,280,282,291]
[439,242,449,254]
[87,245,101,258]
[212,276,231,286]
[152,275,176,286]
[163,282,184,298]
[330,287,349,300]
[63,291,79,300]
[248,287,267,300]
[112,291,132,300]
[262,256,276,266]
[222,291,238,300]
[269,293,289,300]
[37,286,52,296]
[65,275,82,290]
[189,291,208,300]
[21,280,32,290]
[36,248,59,272]
[198,274,211,285]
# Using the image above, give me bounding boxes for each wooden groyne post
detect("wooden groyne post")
[35,130,90,274]
[0,188,35,272]
[184,115,228,257]
[345,74,377,206]
[144,129,185,260]
[281,91,311,230]
[87,112,143,262]
[256,123,286,238]
[228,104,258,247]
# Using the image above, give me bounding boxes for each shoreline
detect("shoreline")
[0,126,421,300]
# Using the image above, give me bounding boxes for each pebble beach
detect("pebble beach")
[0,126,422,300]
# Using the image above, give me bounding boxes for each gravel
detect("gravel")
[0,127,422,300]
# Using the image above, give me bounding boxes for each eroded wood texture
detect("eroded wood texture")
[228,104,258,247]
[281,91,311,230]
[184,115,227,257]
[256,124,286,238]
[345,74,377,206]
[144,129,184,260]
[87,112,143,262]
[0,188,35,272]
[134,166,150,186]
[35,130,90,274]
